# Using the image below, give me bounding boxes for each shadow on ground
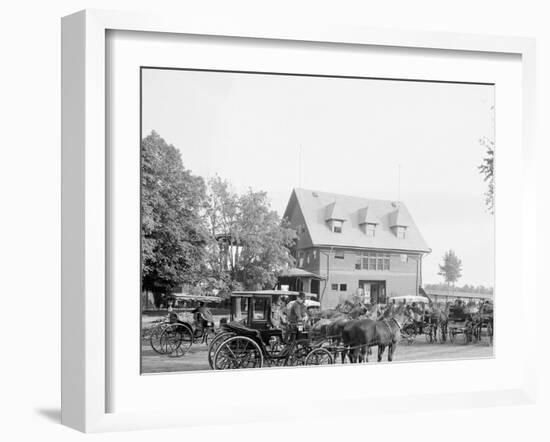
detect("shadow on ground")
[35,408,61,423]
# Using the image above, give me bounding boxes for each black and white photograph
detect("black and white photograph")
[140,67,495,373]
[3,0,547,439]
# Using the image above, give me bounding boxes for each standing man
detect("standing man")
[288,292,308,329]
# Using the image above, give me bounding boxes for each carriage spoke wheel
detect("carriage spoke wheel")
[305,348,334,366]
[207,332,235,369]
[287,342,310,366]
[160,324,193,358]
[213,336,263,370]
[149,322,170,354]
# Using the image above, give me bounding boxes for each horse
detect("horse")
[311,303,369,363]
[340,306,409,363]
[426,302,449,343]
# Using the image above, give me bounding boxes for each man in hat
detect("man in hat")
[287,292,308,329]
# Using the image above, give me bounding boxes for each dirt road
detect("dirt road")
[141,338,493,374]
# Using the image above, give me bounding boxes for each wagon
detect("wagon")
[446,309,475,344]
[209,290,333,370]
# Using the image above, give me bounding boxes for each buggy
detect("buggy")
[446,307,475,344]
[149,302,217,358]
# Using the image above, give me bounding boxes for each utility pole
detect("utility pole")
[397,163,401,206]
[298,145,302,188]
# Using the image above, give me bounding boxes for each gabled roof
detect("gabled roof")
[284,188,430,253]
[324,201,348,221]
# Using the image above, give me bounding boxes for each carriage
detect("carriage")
[149,298,218,357]
[471,303,494,344]
[446,308,475,344]
[208,290,333,370]
[387,296,438,344]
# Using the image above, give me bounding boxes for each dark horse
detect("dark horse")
[341,306,409,363]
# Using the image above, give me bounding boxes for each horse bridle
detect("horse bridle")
[389,316,403,331]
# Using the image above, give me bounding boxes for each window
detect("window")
[396,226,406,239]
[253,297,268,320]
[331,220,343,233]
[299,257,304,267]
[400,254,408,263]
[331,284,338,290]
[335,250,345,259]
[340,284,347,291]
[354,253,391,271]
[232,297,250,322]
[366,223,376,237]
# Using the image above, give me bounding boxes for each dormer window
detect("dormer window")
[358,206,379,236]
[325,201,347,233]
[365,223,376,237]
[389,208,410,239]
[331,220,343,233]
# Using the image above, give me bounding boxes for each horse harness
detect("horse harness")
[381,317,402,341]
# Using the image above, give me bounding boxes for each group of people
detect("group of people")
[270,292,310,338]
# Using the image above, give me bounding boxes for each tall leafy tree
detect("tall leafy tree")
[438,249,463,294]
[478,136,494,214]
[206,176,296,290]
[141,131,209,305]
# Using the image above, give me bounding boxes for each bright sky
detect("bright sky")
[142,68,495,287]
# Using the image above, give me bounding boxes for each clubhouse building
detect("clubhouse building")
[283,188,431,309]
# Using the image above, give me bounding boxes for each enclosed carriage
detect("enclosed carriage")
[209,290,332,370]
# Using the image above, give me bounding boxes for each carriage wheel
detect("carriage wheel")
[208,332,236,369]
[204,328,217,346]
[287,342,310,366]
[449,329,456,343]
[213,336,263,370]
[305,348,334,366]
[401,324,416,345]
[160,323,193,357]
[149,322,170,354]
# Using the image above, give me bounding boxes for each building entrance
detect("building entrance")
[358,280,387,304]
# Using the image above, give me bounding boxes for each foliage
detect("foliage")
[424,283,493,295]
[438,249,463,291]
[141,131,210,303]
[206,176,297,290]
[478,136,494,214]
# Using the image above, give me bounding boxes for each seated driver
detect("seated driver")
[193,301,214,329]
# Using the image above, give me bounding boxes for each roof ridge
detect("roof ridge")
[294,187,403,205]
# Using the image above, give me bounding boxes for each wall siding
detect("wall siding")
[296,247,420,309]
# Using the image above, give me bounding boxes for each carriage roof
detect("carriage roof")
[230,290,318,299]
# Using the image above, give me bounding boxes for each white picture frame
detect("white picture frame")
[61,9,537,433]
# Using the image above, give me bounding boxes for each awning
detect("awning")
[388,295,431,303]
[169,294,223,302]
